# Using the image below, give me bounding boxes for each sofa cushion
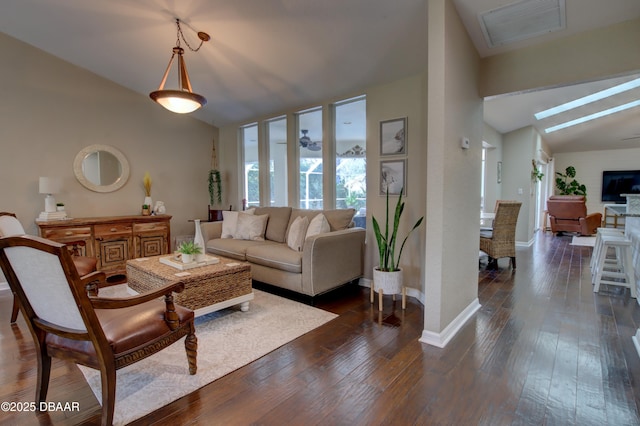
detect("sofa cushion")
[246,243,303,274]
[305,213,330,239]
[288,208,355,233]
[221,210,254,239]
[287,216,309,252]
[205,238,274,261]
[254,207,292,243]
[234,213,269,241]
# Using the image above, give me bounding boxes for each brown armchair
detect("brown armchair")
[546,195,602,236]
[0,235,197,426]
[480,200,522,269]
[0,212,98,323]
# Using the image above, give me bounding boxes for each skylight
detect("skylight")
[544,99,640,133]
[535,77,640,120]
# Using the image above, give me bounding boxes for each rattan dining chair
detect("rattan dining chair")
[479,201,522,269]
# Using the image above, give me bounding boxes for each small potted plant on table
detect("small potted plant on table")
[177,241,202,264]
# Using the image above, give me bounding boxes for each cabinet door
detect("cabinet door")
[133,222,169,258]
[94,223,133,277]
[97,237,131,272]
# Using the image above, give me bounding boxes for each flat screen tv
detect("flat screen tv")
[601,170,640,203]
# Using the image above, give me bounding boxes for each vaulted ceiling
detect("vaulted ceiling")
[1,0,639,153]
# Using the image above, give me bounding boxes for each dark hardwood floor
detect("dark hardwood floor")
[1,231,640,425]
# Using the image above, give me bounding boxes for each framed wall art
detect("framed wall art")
[380,117,407,156]
[380,159,406,195]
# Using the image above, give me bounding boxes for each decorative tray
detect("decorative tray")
[159,254,220,270]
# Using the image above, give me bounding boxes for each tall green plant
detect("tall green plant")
[208,169,222,205]
[555,166,586,196]
[372,187,423,272]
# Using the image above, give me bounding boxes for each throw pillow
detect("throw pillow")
[221,210,254,239]
[234,213,269,241]
[305,213,330,239]
[287,216,309,251]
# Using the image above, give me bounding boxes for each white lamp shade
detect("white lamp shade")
[39,177,62,194]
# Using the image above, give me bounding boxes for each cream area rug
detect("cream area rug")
[78,285,337,426]
[571,236,596,247]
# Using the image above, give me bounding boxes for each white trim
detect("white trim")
[419,298,481,348]
[516,237,535,247]
[633,329,640,359]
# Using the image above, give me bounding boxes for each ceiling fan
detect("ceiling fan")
[299,129,322,151]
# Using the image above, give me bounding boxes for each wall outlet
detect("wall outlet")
[461,137,470,149]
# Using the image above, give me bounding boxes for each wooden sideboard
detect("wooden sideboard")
[36,215,171,282]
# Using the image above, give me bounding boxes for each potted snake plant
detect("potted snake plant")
[372,187,423,296]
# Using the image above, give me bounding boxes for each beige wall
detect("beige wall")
[483,123,503,212]
[365,74,427,292]
[480,18,640,98]
[502,126,539,244]
[553,147,640,216]
[0,32,215,244]
[422,0,483,342]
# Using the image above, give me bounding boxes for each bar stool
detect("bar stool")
[590,227,625,275]
[592,235,637,298]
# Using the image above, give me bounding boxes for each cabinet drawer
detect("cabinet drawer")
[42,227,92,241]
[95,223,132,237]
[133,222,168,233]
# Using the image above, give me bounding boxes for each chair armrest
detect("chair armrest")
[301,227,365,296]
[80,270,107,287]
[580,213,603,235]
[90,281,185,309]
[78,271,109,296]
[200,221,222,246]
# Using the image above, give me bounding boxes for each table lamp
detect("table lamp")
[39,177,62,213]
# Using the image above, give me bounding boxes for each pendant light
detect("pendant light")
[149,19,210,114]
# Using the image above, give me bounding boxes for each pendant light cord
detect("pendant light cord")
[175,19,207,52]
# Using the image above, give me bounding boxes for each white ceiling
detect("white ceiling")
[1,0,639,153]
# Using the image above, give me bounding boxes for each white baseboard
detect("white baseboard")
[633,329,640,359]
[419,298,481,348]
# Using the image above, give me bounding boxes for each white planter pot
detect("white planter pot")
[373,267,403,295]
[181,253,194,264]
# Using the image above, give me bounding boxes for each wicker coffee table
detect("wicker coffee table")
[126,254,253,317]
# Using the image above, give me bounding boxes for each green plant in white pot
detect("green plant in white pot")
[177,241,202,264]
[371,187,423,308]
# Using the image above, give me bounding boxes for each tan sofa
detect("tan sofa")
[200,207,365,297]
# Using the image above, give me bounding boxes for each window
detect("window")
[241,123,259,208]
[266,117,287,206]
[297,108,323,209]
[334,97,366,226]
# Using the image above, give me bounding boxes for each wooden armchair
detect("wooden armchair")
[0,235,197,426]
[479,201,522,269]
[0,212,98,323]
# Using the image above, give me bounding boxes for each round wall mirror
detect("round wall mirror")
[74,144,130,193]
